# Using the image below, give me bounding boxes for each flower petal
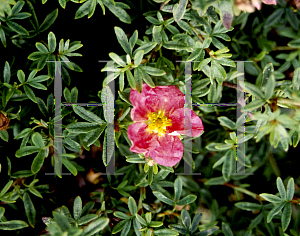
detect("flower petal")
[149,135,183,167]
[130,83,185,121]
[167,108,204,137]
[261,0,276,4]
[127,122,159,154]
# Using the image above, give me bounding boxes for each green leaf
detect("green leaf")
[129,30,138,52]
[186,48,202,62]
[286,177,294,201]
[102,125,114,166]
[292,67,300,90]
[211,60,226,84]
[177,194,197,206]
[62,158,77,176]
[3,61,10,83]
[218,116,236,130]
[222,222,234,236]
[74,196,82,221]
[134,50,144,66]
[78,214,98,225]
[23,192,36,227]
[31,149,46,173]
[264,74,275,100]
[0,130,8,142]
[6,21,29,35]
[264,8,285,29]
[139,67,155,88]
[0,220,29,230]
[286,8,298,31]
[35,42,49,53]
[67,122,102,133]
[281,202,292,232]
[59,0,66,8]
[153,191,175,205]
[153,25,162,44]
[125,69,136,90]
[73,106,106,124]
[276,177,287,201]
[196,58,211,71]
[114,211,131,220]
[134,67,143,93]
[259,193,283,203]
[48,32,56,53]
[80,217,109,235]
[32,132,44,148]
[288,38,300,48]
[52,211,71,231]
[181,209,191,229]
[174,0,188,22]
[103,0,131,24]
[39,9,58,32]
[81,201,95,217]
[245,99,265,111]
[75,0,93,19]
[112,219,127,234]
[70,87,78,103]
[0,27,6,48]
[37,97,48,116]
[16,146,41,157]
[101,86,114,123]
[0,180,13,197]
[234,202,262,211]
[174,178,182,202]
[133,42,157,57]
[108,52,126,67]
[145,16,161,25]
[114,26,131,56]
[11,0,25,15]
[128,196,137,215]
[141,66,166,76]
[267,202,286,223]
[218,0,233,30]
[243,82,265,100]
[153,229,179,235]
[177,19,192,34]
[222,150,232,181]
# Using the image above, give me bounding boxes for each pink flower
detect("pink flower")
[127,83,204,167]
[261,0,277,5]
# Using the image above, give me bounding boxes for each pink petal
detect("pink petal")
[251,0,261,9]
[130,83,185,121]
[166,108,204,137]
[261,0,277,5]
[127,122,159,154]
[149,135,183,167]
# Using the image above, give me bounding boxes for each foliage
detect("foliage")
[0,0,300,235]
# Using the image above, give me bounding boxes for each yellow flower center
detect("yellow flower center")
[145,110,172,136]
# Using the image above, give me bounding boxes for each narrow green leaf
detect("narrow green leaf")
[177,194,197,206]
[174,0,188,22]
[222,222,234,236]
[16,146,41,157]
[62,158,77,176]
[6,21,29,35]
[73,106,106,124]
[286,177,294,201]
[267,202,286,223]
[0,220,29,230]
[114,26,131,56]
[39,9,58,32]
[276,177,287,201]
[128,196,137,215]
[174,178,182,202]
[281,202,292,232]
[48,32,56,53]
[23,192,36,227]
[153,191,175,205]
[259,193,283,203]
[74,196,82,221]
[0,180,13,197]
[31,149,46,173]
[234,202,262,211]
[32,132,44,148]
[134,50,144,66]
